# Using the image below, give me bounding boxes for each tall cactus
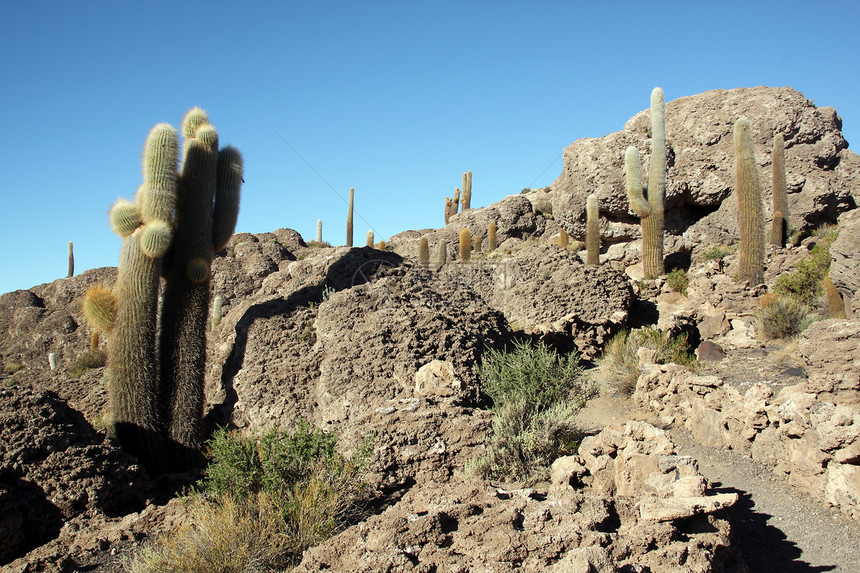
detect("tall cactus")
[83,110,242,472]
[488,222,497,251]
[67,241,74,278]
[459,228,471,262]
[770,134,788,246]
[82,122,179,469]
[418,236,430,267]
[586,194,600,266]
[435,239,448,269]
[316,219,323,243]
[159,108,242,458]
[346,187,354,247]
[734,117,765,284]
[462,171,472,210]
[625,87,666,279]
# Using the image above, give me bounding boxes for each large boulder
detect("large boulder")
[551,86,860,252]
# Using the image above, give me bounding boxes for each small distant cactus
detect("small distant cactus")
[366,230,374,247]
[418,237,430,266]
[67,241,74,278]
[586,194,600,266]
[444,197,454,225]
[377,240,386,250]
[488,222,497,251]
[474,235,483,253]
[346,187,354,247]
[316,219,323,243]
[49,353,57,371]
[462,171,472,210]
[625,87,667,279]
[453,188,461,213]
[558,228,569,248]
[770,134,788,246]
[436,239,448,268]
[211,295,223,329]
[459,228,471,262]
[734,117,765,284]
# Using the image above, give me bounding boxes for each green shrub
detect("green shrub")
[67,350,107,379]
[3,362,25,375]
[775,228,838,306]
[666,268,688,295]
[599,327,697,396]
[469,341,594,483]
[758,293,812,339]
[699,245,734,272]
[129,421,372,572]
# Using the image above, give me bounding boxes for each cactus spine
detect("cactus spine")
[462,171,472,210]
[366,230,374,247]
[733,117,765,284]
[418,237,430,267]
[488,222,497,251]
[770,134,788,246]
[626,87,666,279]
[67,241,74,278]
[346,187,354,247]
[586,194,600,265]
[316,219,323,243]
[459,228,471,262]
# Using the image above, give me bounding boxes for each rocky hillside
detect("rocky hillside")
[1,86,859,571]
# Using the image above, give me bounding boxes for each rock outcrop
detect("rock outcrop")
[551,86,860,254]
[830,209,860,317]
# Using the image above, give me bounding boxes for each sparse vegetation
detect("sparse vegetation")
[599,327,697,396]
[3,362,25,375]
[129,421,372,572]
[467,340,595,483]
[758,293,813,339]
[775,226,838,306]
[666,268,689,295]
[67,349,107,379]
[699,245,734,273]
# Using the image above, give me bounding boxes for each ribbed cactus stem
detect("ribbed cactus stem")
[734,117,765,285]
[377,240,386,250]
[771,134,788,246]
[316,219,323,243]
[444,198,453,225]
[212,295,223,329]
[488,222,497,251]
[346,187,354,247]
[770,211,784,248]
[212,146,243,252]
[366,230,374,247]
[418,237,430,267]
[459,228,471,262]
[453,188,461,215]
[586,194,600,266]
[462,171,472,210]
[67,242,74,278]
[474,235,482,253]
[558,228,569,248]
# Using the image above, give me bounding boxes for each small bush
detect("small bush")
[469,341,594,483]
[306,240,332,248]
[129,421,371,572]
[3,362,25,375]
[699,245,734,272]
[775,227,838,306]
[67,349,107,379]
[599,327,697,396]
[758,294,811,339]
[666,268,689,295]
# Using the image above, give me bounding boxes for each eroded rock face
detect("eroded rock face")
[830,209,860,317]
[551,86,860,249]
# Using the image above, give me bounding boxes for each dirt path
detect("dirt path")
[576,387,860,572]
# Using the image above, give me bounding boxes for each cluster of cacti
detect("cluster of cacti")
[459,228,471,262]
[462,171,472,210]
[733,117,765,284]
[67,241,74,278]
[586,194,600,266]
[625,87,667,279]
[82,108,242,471]
[346,187,354,247]
[488,222,497,251]
[770,134,788,246]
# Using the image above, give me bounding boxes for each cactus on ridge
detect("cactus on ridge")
[586,194,600,266]
[625,87,667,279]
[316,219,323,243]
[459,228,471,262]
[367,230,374,247]
[68,242,74,278]
[462,171,472,210]
[733,117,765,284]
[418,237,430,267]
[346,187,354,247]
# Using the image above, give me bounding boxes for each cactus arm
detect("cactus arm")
[625,147,651,218]
[212,146,243,252]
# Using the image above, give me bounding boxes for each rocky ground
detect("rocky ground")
[2,86,860,571]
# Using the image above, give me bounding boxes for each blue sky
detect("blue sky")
[1,0,858,295]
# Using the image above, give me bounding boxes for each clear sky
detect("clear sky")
[1,0,858,295]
